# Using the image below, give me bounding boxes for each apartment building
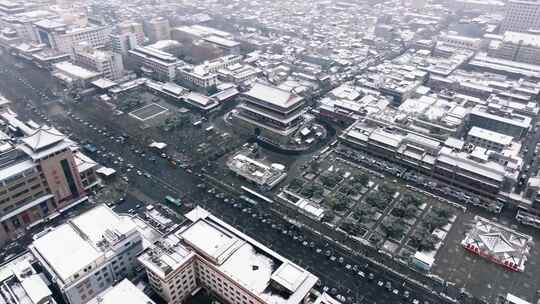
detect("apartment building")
[230,82,306,145]
[0,112,98,246]
[73,43,124,80]
[138,207,319,304]
[500,0,540,33]
[30,205,144,304]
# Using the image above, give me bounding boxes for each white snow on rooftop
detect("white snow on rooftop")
[21,126,65,151]
[32,224,102,283]
[180,220,241,264]
[246,82,303,108]
[88,279,155,304]
[70,205,137,246]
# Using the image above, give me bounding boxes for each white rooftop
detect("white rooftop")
[70,205,137,246]
[32,224,103,283]
[177,207,319,304]
[54,61,100,80]
[468,127,513,146]
[503,31,540,49]
[88,279,155,304]
[245,83,303,109]
[21,126,65,151]
[31,205,137,284]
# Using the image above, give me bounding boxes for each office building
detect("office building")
[138,207,319,304]
[128,46,181,81]
[487,31,540,65]
[0,112,98,246]
[143,18,170,43]
[74,43,124,80]
[230,82,306,145]
[30,205,144,304]
[500,0,540,33]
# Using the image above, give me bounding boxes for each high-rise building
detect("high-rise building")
[500,0,540,33]
[0,111,98,246]
[30,205,144,304]
[138,207,319,304]
[117,21,145,46]
[110,33,140,57]
[143,17,170,43]
[74,43,124,80]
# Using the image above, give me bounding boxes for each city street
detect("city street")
[0,52,469,304]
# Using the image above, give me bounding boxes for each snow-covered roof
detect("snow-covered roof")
[88,279,155,304]
[32,223,103,283]
[244,82,303,109]
[21,126,65,151]
[31,205,137,284]
[177,207,319,304]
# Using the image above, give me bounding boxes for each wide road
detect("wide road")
[0,52,477,304]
